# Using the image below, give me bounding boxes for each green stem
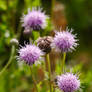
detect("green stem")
[53,85,55,92]
[61,52,66,73]
[46,54,52,92]
[51,0,55,18]
[30,66,38,92]
[0,45,15,75]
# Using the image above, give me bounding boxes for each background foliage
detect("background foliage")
[0,0,92,92]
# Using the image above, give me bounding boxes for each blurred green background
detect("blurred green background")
[0,0,92,92]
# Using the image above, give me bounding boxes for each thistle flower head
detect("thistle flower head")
[36,36,53,54]
[18,44,43,65]
[52,28,78,52]
[57,73,80,92]
[21,7,48,30]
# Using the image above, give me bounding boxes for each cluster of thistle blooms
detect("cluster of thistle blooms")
[18,7,80,92]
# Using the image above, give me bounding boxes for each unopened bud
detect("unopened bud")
[10,38,18,45]
[23,29,32,38]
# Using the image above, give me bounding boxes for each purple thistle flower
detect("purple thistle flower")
[18,44,43,65]
[21,7,48,30]
[52,28,78,52]
[57,73,80,92]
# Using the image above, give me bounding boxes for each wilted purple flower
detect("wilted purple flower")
[21,7,48,30]
[18,44,43,65]
[57,73,80,92]
[52,28,78,52]
[36,36,53,54]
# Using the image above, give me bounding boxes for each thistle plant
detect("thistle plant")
[18,44,43,65]
[0,38,18,75]
[57,73,80,92]
[36,36,53,92]
[0,7,81,92]
[21,7,49,31]
[52,29,78,53]
[52,29,78,73]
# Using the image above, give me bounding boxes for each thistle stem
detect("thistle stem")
[0,45,15,75]
[51,0,55,17]
[30,66,38,92]
[46,54,52,92]
[61,52,66,73]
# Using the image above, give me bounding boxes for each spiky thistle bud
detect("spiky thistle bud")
[36,36,53,54]
[23,28,32,38]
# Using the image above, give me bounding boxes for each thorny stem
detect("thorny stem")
[61,52,66,73]
[46,54,53,92]
[0,45,15,75]
[30,66,39,92]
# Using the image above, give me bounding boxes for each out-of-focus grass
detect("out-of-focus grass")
[0,0,92,92]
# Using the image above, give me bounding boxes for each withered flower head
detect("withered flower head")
[36,36,53,54]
